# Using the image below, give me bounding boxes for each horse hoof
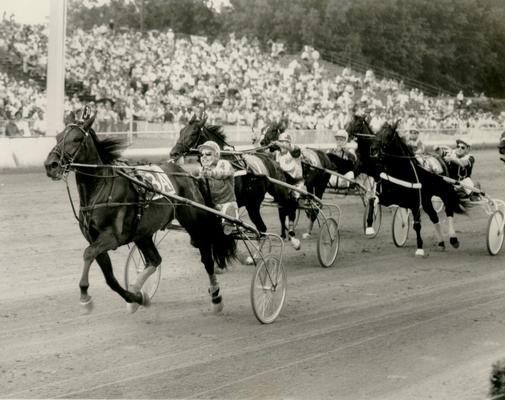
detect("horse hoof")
[126,301,140,314]
[415,249,425,257]
[365,227,375,236]
[245,256,254,265]
[80,297,94,314]
[438,241,446,251]
[302,232,311,240]
[291,237,301,250]
[213,300,224,314]
[450,237,460,249]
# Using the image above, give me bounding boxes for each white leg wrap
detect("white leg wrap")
[415,248,425,257]
[447,216,456,237]
[433,222,444,243]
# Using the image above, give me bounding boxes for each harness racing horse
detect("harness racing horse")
[347,115,465,255]
[44,110,236,314]
[259,124,334,239]
[170,114,301,250]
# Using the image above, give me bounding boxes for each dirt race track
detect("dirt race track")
[2,148,505,400]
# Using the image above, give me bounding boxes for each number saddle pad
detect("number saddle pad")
[122,164,176,201]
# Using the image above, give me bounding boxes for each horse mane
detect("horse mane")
[385,122,415,158]
[203,124,228,145]
[346,114,373,139]
[90,129,128,164]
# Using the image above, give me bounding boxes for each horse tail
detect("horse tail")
[210,218,237,269]
[451,185,466,214]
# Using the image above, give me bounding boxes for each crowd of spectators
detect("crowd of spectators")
[0,14,504,137]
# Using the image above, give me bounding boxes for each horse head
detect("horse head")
[170,113,209,160]
[345,114,371,141]
[373,121,415,174]
[44,108,125,180]
[259,121,285,147]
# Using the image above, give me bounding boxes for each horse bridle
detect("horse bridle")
[50,123,90,173]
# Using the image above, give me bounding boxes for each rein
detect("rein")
[64,163,194,223]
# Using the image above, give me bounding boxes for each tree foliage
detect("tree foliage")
[66,0,505,97]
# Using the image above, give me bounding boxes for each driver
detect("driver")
[328,129,356,188]
[193,140,238,234]
[270,131,305,198]
[443,138,478,199]
[406,129,425,155]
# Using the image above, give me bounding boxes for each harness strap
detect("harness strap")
[80,202,145,212]
[379,172,422,189]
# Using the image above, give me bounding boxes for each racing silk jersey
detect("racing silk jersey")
[330,141,357,162]
[275,143,303,181]
[446,151,475,181]
[202,159,236,205]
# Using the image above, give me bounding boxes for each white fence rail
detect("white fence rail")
[1,126,503,169]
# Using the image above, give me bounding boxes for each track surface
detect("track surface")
[1,149,505,399]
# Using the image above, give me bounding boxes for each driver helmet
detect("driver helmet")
[198,140,221,159]
[334,129,348,142]
[278,132,292,143]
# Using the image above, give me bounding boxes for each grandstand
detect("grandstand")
[0,14,504,138]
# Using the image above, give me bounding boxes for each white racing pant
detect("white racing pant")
[329,171,355,188]
[216,201,239,221]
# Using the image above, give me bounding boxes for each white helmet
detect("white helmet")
[197,140,221,158]
[278,132,292,143]
[334,129,348,141]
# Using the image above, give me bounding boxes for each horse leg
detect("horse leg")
[422,196,445,250]
[243,203,266,265]
[302,182,316,239]
[79,259,94,313]
[303,183,325,239]
[278,207,287,240]
[365,197,376,236]
[447,215,460,248]
[130,236,162,293]
[246,202,267,233]
[412,208,425,257]
[287,203,301,250]
[95,252,147,312]
[199,242,223,313]
[81,231,144,313]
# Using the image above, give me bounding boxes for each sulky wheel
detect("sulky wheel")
[392,207,410,247]
[317,217,340,268]
[250,254,287,324]
[124,244,162,299]
[362,199,382,238]
[486,210,505,256]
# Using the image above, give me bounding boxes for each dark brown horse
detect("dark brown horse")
[44,110,236,314]
[347,115,465,255]
[259,123,334,238]
[170,114,302,250]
